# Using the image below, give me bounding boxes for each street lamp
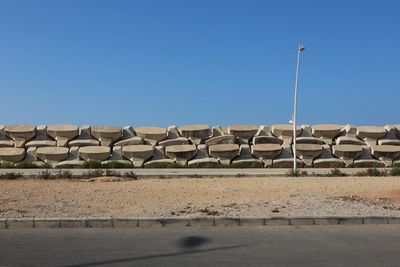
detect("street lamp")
[293,44,305,173]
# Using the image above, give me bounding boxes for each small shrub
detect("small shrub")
[0,163,14,169]
[83,160,102,169]
[356,168,387,177]
[123,171,138,179]
[230,161,264,168]
[286,169,308,177]
[81,170,104,179]
[144,162,184,168]
[327,168,347,177]
[53,170,74,179]
[102,161,132,169]
[105,169,121,177]
[389,164,400,176]
[36,170,53,179]
[0,172,23,179]
[13,162,51,169]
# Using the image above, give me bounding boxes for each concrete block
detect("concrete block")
[68,125,100,147]
[112,218,138,227]
[338,217,364,225]
[189,217,215,227]
[163,217,190,227]
[135,127,167,146]
[294,144,323,167]
[7,218,34,229]
[56,146,86,168]
[144,146,175,167]
[363,217,388,224]
[357,126,387,146]
[239,217,265,226]
[36,147,69,166]
[209,144,239,166]
[271,124,301,145]
[312,124,342,145]
[79,146,111,161]
[0,219,7,229]
[25,125,57,148]
[252,135,284,145]
[290,217,315,225]
[86,217,113,228]
[34,218,60,228]
[0,125,14,147]
[353,146,385,168]
[205,135,236,146]
[60,218,87,228]
[314,217,339,225]
[313,145,345,168]
[370,145,400,167]
[138,217,164,227]
[91,126,122,147]
[388,217,400,224]
[47,125,79,147]
[264,218,290,226]
[214,217,241,226]
[122,145,154,167]
[188,144,221,167]
[231,144,263,167]
[228,125,258,144]
[0,147,26,164]
[5,125,36,147]
[272,145,303,168]
[378,126,400,145]
[332,145,363,166]
[165,144,197,165]
[179,125,211,145]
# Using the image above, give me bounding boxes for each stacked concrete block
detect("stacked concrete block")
[0,124,399,168]
[165,144,197,165]
[353,146,385,168]
[228,125,258,145]
[187,144,221,167]
[271,124,301,145]
[332,145,363,167]
[378,126,400,145]
[5,125,36,147]
[296,126,325,145]
[313,145,345,168]
[231,144,263,167]
[0,125,15,147]
[68,125,100,147]
[122,145,154,167]
[144,146,175,167]
[335,125,365,145]
[312,124,342,145]
[208,144,240,166]
[356,126,387,146]
[36,147,69,167]
[47,125,79,147]
[251,144,283,167]
[25,125,56,148]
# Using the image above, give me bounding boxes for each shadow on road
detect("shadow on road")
[64,236,247,267]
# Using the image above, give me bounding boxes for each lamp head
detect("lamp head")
[299,45,305,52]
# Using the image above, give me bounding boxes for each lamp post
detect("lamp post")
[293,44,305,173]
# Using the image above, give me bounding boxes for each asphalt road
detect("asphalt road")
[1,225,400,267]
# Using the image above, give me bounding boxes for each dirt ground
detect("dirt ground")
[1,176,400,218]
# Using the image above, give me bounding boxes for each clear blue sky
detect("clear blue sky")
[0,0,399,127]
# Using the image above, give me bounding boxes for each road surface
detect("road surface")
[1,225,400,266]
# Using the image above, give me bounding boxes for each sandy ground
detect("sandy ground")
[1,176,400,218]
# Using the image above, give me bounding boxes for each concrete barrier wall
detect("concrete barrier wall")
[0,124,399,168]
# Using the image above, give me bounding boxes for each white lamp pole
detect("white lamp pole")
[293,44,305,173]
